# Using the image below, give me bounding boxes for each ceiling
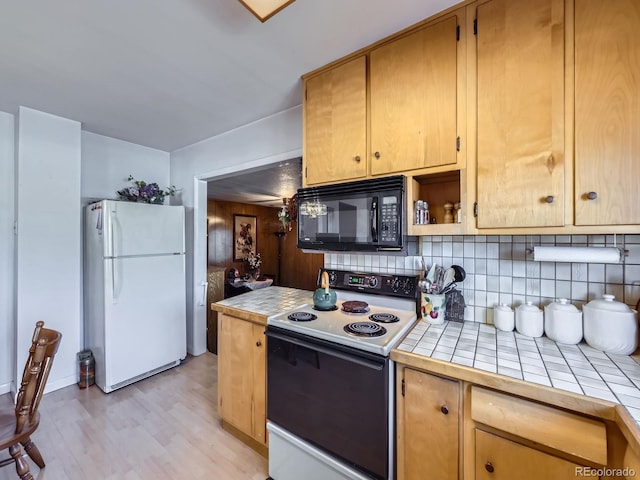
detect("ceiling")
[1,0,458,203]
[206,157,301,207]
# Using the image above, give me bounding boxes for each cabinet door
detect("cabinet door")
[217,314,267,445]
[397,368,459,480]
[304,56,367,185]
[574,0,640,225]
[475,430,583,480]
[370,15,459,176]
[476,0,565,228]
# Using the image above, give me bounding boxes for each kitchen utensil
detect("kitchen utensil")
[583,294,638,355]
[451,265,466,283]
[441,282,457,295]
[426,263,438,283]
[544,299,583,344]
[493,304,515,332]
[441,268,455,291]
[418,278,432,294]
[515,302,544,337]
[313,271,337,311]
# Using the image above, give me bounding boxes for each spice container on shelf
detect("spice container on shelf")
[414,200,430,225]
[443,202,454,224]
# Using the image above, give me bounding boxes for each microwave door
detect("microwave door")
[370,197,378,243]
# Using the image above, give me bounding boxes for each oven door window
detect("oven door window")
[267,328,389,480]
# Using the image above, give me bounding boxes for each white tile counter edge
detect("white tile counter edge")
[397,320,640,426]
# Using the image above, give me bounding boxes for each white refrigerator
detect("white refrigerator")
[84,200,187,393]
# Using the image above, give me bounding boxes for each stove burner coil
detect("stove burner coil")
[369,313,400,323]
[287,312,318,322]
[343,322,387,337]
[341,300,370,313]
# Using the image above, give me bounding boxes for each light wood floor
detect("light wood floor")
[0,353,268,480]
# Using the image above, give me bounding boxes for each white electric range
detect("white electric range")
[266,269,419,480]
[267,269,419,356]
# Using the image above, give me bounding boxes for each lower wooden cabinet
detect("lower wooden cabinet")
[217,313,267,450]
[397,367,460,480]
[475,430,584,480]
[394,364,640,480]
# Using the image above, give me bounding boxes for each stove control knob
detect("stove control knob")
[392,278,400,292]
[404,279,415,294]
[328,271,337,285]
[368,276,378,288]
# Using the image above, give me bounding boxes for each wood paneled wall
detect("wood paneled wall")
[207,200,323,291]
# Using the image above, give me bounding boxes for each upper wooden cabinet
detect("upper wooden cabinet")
[304,56,367,185]
[302,9,463,186]
[475,0,566,229]
[574,0,640,226]
[370,15,459,176]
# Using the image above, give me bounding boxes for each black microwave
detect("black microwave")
[296,175,406,253]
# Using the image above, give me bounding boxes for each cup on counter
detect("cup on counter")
[422,293,446,324]
[493,303,515,332]
[515,301,544,337]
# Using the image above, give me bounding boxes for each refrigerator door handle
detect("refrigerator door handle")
[199,281,208,306]
[111,260,118,304]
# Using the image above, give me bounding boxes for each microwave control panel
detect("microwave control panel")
[380,196,399,242]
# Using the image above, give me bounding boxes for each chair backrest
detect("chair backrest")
[14,321,62,434]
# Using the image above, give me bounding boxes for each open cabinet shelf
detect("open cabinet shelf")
[407,170,467,236]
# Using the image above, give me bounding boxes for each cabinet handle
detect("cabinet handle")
[440,405,449,415]
[545,195,555,204]
[256,341,262,347]
[374,151,381,159]
[587,191,598,200]
[485,462,494,473]
[355,155,361,162]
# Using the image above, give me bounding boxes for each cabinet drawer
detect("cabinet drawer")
[470,386,607,465]
[475,429,584,480]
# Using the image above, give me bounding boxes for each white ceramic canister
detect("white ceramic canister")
[544,298,583,344]
[493,304,515,332]
[583,294,638,355]
[515,301,544,337]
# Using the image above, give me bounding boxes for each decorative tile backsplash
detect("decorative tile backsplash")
[324,234,640,324]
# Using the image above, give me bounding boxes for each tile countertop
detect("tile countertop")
[211,286,313,324]
[394,320,640,428]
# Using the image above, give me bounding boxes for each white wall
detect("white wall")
[0,110,172,395]
[15,107,82,392]
[81,131,170,203]
[170,105,303,355]
[0,111,15,394]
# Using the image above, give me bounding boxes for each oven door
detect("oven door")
[266,326,390,480]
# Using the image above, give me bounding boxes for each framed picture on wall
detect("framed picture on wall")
[233,214,257,261]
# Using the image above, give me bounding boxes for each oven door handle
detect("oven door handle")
[266,330,384,371]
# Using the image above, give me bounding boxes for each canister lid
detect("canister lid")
[517,301,540,312]
[584,294,632,313]
[546,298,579,313]
[495,303,513,312]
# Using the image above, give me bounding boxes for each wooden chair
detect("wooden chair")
[0,321,62,480]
